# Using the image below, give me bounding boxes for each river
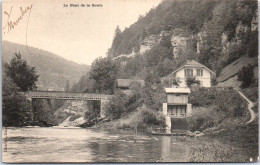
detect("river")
[2,127,189,163]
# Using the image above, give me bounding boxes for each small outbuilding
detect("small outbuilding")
[163,87,192,131]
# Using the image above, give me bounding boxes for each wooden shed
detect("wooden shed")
[163,88,192,119]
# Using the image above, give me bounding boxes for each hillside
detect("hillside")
[217,56,258,88]
[106,0,258,85]
[2,41,90,91]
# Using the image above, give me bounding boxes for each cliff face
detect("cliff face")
[140,30,172,54]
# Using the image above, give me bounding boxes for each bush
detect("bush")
[104,90,128,120]
[241,87,258,102]
[187,107,216,131]
[136,106,165,128]
[188,88,248,132]
[85,100,100,121]
[237,64,255,89]
[186,76,200,87]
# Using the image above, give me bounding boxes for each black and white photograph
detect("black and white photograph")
[2,0,259,163]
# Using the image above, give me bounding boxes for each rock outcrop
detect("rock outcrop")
[54,100,89,126]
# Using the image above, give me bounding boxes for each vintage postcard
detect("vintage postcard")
[2,0,259,163]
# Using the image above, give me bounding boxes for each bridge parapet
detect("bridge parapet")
[25,91,112,101]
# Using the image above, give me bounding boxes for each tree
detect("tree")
[185,76,200,88]
[238,64,255,89]
[5,53,39,92]
[89,57,118,94]
[104,90,128,120]
[2,73,32,126]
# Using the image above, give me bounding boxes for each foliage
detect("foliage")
[237,64,255,89]
[85,101,100,121]
[136,106,165,128]
[104,84,145,120]
[185,76,200,87]
[142,84,166,111]
[32,99,57,126]
[197,0,257,70]
[210,76,218,86]
[2,73,32,126]
[89,57,119,94]
[104,83,166,121]
[96,105,165,130]
[4,53,39,91]
[188,88,248,131]
[70,72,95,92]
[116,55,145,79]
[241,87,258,103]
[104,90,128,120]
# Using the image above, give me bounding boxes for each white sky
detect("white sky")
[2,0,161,65]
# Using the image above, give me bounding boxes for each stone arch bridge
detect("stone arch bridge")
[24,91,112,118]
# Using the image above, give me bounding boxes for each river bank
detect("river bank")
[90,110,258,162]
[184,118,259,162]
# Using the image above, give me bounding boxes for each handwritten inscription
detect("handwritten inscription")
[3,4,33,34]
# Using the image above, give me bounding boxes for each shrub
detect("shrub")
[188,88,248,132]
[136,106,165,128]
[104,90,128,120]
[85,100,100,121]
[237,64,255,89]
[241,87,258,102]
[186,76,200,87]
[187,107,215,131]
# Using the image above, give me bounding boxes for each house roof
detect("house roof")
[117,79,145,88]
[217,56,258,82]
[167,59,215,77]
[165,87,190,93]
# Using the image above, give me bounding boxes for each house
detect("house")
[117,79,145,89]
[162,87,192,131]
[165,59,215,87]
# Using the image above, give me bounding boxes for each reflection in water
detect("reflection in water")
[2,127,188,163]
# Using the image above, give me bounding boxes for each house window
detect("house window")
[185,69,193,77]
[197,69,203,77]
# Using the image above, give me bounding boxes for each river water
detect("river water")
[2,127,188,163]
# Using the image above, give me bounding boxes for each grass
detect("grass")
[186,118,258,162]
[96,105,165,130]
[241,87,258,102]
[187,136,252,162]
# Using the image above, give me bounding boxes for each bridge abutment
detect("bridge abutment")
[100,99,109,118]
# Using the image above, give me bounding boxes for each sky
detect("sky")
[2,0,161,65]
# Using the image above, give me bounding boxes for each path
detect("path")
[236,89,255,124]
